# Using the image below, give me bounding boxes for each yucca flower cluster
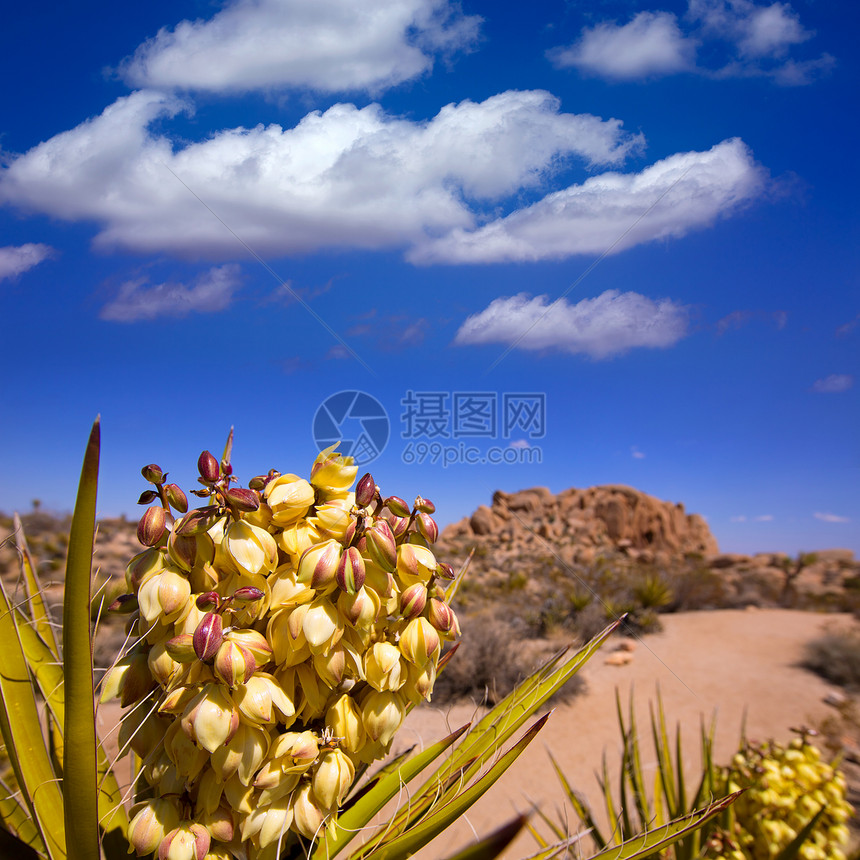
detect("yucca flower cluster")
[103,442,459,860]
[707,734,853,860]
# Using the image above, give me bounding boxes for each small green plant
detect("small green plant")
[632,573,673,610]
[531,693,853,860]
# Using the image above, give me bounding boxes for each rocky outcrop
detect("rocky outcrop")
[445,484,719,564]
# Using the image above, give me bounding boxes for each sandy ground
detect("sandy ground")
[399,609,853,859]
[95,608,854,857]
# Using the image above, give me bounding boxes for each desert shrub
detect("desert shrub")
[432,614,584,706]
[620,607,663,635]
[632,572,673,609]
[668,566,726,611]
[803,626,860,690]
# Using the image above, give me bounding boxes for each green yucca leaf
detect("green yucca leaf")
[773,803,827,860]
[62,418,101,860]
[362,714,550,860]
[0,776,44,856]
[588,792,741,860]
[440,814,529,860]
[13,514,60,659]
[0,576,67,859]
[545,750,606,850]
[316,724,470,860]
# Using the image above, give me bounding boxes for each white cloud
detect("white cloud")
[814,512,850,524]
[631,446,646,459]
[730,515,747,522]
[412,138,765,264]
[509,439,531,450]
[0,243,53,281]
[100,265,241,322]
[689,0,809,59]
[0,90,648,260]
[754,514,774,521]
[120,0,480,95]
[453,290,690,359]
[548,12,697,80]
[551,1,831,85]
[811,374,853,394]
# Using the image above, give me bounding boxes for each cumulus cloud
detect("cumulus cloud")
[412,138,765,264]
[811,374,853,394]
[120,0,481,95]
[689,0,809,58]
[814,512,850,524]
[551,0,831,85]
[453,290,690,359]
[0,243,53,281]
[0,90,651,261]
[100,264,241,322]
[548,12,697,80]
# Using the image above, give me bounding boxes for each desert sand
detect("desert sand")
[94,608,852,858]
[400,608,852,859]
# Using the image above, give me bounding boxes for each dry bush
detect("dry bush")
[432,613,584,706]
[803,625,860,690]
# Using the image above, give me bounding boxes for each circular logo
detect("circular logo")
[312,390,390,466]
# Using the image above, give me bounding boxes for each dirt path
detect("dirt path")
[402,609,853,859]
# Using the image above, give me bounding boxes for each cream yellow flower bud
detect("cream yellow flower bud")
[310,445,358,493]
[325,694,366,755]
[313,748,355,811]
[223,520,278,576]
[361,690,405,745]
[224,627,272,666]
[181,684,240,753]
[292,782,327,840]
[302,598,343,654]
[128,799,181,858]
[269,565,316,610]
[396,544,437,587]
[264,474,314,526]
[310,498,354,540]
[198,804,235,844]
[210,722,271,784]
[214,639,256,687]
[241,794,294,849]
[101,650,155,707]
[138,566,192,625]
[275,519,322,561]
[404,661,437,704]
[337,586,380,630]
[164,721,208,781]
[234,672,296,725]
[297,540,342,590]
[148,639,182,687]
[119,707,172,760]
[399,583,427,620]
[365,642,406,692]
[157,822,210,860]
[399,617,440,667]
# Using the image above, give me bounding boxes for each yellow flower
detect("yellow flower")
[310,445,358,494]
[325,694,366,755]
[398,617,440,668]
[365,642,406,692]
[127,799,181,857]
[223,520,278,577]
[180,684,240,753]
[264,474,314,526]
[361,690,406,745]
[313,748,355,811]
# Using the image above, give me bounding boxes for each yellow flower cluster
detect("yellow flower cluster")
[707,736,853,860]
[104,445,458,860]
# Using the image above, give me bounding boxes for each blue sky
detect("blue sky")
[1,0,857,555]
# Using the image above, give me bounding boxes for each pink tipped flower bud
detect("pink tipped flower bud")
[193,612,224,663]
[158,822,210,860]
[416,512,439,543]
[141,464,165,485]
[167,532,197,571]
[213,640,256,687]
[355,472,376,507]
[108,593,138,614]
[427,598,455,634]
[400,583,427,619]
[388,514,410,540]
[232,586,264,603]
[137,489,158,505]
[336,546,366,595]
[435,561,456,581]
[196,591,220,610]
[165,634,196,663]
[163,483,188,514]
[365,520,397,572]
[297,540,343,590]
[174,506,218,536]
[224,487,260,512]
[385,495,411,518]
[128,799,181,857]
[138,506,167,547]
[414,496,436,514]
[197,451,220,483]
